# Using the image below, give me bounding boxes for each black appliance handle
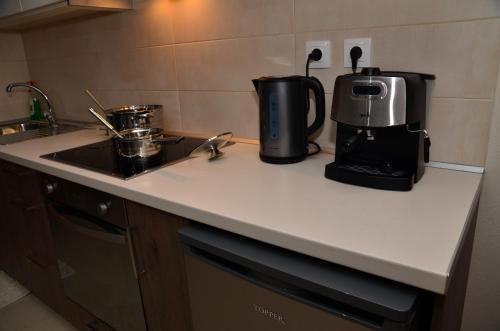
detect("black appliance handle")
[301,76,325,137]
[48,204,126,245]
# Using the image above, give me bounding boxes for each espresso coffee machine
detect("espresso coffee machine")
[325,67,435,191]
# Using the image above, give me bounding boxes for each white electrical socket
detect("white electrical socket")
[305,40,331,69]
[344,38,372,69]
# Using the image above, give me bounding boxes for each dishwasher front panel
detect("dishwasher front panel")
[180,224,426,331]
[186,254,373,331]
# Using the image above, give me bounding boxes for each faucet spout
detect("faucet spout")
[5,82,58,128]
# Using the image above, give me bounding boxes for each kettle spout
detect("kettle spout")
[252,79,259,94]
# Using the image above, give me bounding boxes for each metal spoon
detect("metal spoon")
[88,107,123,139]
[85,89,107,112]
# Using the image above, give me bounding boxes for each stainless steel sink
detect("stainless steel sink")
[0,121,49,136]
[0,120,83,145]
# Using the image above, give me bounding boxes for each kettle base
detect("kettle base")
[260,154,306,164]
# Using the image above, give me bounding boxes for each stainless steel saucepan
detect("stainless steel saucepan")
[114,127,184,158]
[85,90,163,131]
[88,107,181,159]
[106,105,163,131]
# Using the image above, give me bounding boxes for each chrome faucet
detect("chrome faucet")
[6,82,58,128]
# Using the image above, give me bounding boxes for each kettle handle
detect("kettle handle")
[301,77,326,137]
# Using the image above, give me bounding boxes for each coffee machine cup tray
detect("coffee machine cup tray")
[325,161,415,191]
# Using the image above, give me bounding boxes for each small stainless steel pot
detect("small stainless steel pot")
[114,128,183,158]
[105,105,163,131]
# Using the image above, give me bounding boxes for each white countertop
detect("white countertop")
[0,129,482,294]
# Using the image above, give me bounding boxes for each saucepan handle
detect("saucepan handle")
[151,136,184,144]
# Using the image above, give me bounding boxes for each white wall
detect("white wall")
[461,65,500,330]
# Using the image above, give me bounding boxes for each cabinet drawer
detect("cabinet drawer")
[1,161,42,205]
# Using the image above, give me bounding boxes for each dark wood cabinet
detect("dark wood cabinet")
[126,201,192,331]
[0,159,64,311]
[0,160,193,331]
[0,158,475,331]
[0,160,27,283]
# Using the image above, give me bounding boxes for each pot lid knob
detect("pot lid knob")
[189,132,233,161]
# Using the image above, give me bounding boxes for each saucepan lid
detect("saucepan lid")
[189,132,233,161]
[105,104,162,115]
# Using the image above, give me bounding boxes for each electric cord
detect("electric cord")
[306,48,322,77]
[307,141,321,156]
[305,48,323,113]
[304,49,324,157]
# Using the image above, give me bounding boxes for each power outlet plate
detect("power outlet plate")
[305,40,331,69]
[344,38,372,69]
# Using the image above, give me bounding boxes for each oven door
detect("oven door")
[47,203,147,331]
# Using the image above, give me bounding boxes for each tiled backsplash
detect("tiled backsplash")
[0,33,30,122]
[19,0,500,166]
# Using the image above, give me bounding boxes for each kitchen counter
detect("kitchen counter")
[0,129,482,294]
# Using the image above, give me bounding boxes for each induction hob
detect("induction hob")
[41,137,206,179]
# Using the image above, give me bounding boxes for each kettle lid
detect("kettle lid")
[254,75,305,82]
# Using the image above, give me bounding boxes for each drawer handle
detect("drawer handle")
[26,255,49,269]
[11,199,43,212]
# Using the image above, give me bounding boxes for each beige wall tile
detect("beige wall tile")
[87,0,175,53]
[14,0,500,169]
[22,0,174,60]
[26,54,100,120]
[296,19,500,99]
[22,21,91,61]
[295,0,398,32]
[97,46,177,91]
[0,33,27,61]
[295,0,500,32]
[0,32,30,121]
[395,0,500,25]
[172,0,293,43]
[176,35,295,92]
[87,90,181,130]
[428,98,493,165]
[0,95,31,122]
[179,91,258,139]
[0,60,31,122]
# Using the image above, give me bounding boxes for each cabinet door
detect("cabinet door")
[0,160,64,312]
[126,201,192,331]
[20,0,65,11]
[0,160,32,285]
[0,1,22,17]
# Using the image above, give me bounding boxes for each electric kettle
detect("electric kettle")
[252,76,325,164]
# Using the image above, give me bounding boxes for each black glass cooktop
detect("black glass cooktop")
[41,137,206,179]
